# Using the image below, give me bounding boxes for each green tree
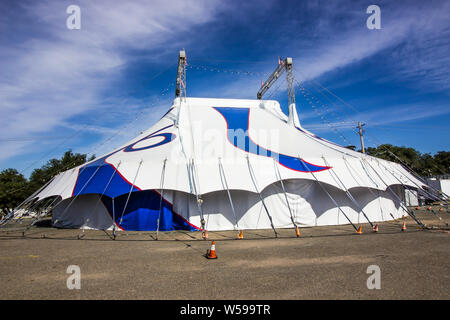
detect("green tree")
[433,151,450,175]
[0,150,95,217]
[365,145,449,177]
[28,150,94,194]
[0,169,30,216]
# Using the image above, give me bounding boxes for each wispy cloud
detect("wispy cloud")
[0,0,225,170]
[303,102,450,134]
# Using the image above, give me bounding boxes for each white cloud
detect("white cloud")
[0,0,224,169]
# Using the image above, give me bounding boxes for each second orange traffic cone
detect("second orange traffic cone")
[295,225,301,237]
[356,226,363,234]
[238,230,243,239]
[206,241,217,259]
[401,222,407,231]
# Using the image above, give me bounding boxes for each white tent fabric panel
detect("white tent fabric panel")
[169,179,406,231]
[35,168,79,201]
[52,194,114,230]
[33,97,427,202]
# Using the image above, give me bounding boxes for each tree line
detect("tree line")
[0,151,94,217]
[0,146,449,217]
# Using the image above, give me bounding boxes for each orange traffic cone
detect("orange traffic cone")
[401,222,406,231]
[427,206,431,211]
[202,230,208,240]
[373,224,379,232]
[415,206,421,210]
[238,230,243,239]
[206,241,217,259]
[295,225,301,237]
[439,207,443,212]
[356,226,363,234]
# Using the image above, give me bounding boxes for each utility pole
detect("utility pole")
[357,122,365,154]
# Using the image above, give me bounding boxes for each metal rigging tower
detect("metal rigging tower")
[257,57,300,127]
[175,50,187,99]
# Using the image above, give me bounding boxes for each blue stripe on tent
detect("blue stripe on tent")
[213,107,330,173]
[100,190,198,231]
[72,160,139,199]
[71,124,174,199]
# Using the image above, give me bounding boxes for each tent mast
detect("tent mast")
[175,50,187,99]
[257,57,300,127]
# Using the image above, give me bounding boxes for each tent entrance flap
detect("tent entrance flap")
[101,190,197,232]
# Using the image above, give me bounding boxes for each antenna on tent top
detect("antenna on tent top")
[257,57,300,128]
[175,49,187,100]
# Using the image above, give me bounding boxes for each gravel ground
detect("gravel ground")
[0,207,448,300]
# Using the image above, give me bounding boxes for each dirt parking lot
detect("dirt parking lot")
[0,208,449,299]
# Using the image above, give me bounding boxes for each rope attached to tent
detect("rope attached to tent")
[218,158,239,231]
[272,158,297,228]
[20,165,90,234]
[189,159,206,232]
[89,161,122,233]
[38,163,104,235]
[296,73,447,203]
[57,164,104,221]
[156,159,167,240]
[361,158,425,228]
[322,156,374,228]
[342,155,386,221]
[19,199,53,235]
[117,160,143,231]
[376,160,446,223]
[246,156,278,237]
[1,176,57,226]
[387,161,444,204]
[298,156,358,231]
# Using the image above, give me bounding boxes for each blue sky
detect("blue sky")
[1,0,449,177]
